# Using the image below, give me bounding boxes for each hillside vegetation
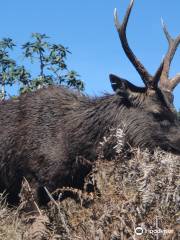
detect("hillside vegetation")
[0,142,179,240]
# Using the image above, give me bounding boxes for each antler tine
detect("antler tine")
[114,0,153,89]
[160,19,180,91]
[169,74,180,90]
[161,18,172,44]
[153,61,165,87]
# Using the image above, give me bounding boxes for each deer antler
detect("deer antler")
[114,0,164,90]
[159,19,180,92]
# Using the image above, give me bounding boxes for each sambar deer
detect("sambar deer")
[0,0,179,204]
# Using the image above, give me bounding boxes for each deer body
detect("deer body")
[0,0,180,204]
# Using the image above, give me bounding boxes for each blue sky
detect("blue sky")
[0,0,180,109]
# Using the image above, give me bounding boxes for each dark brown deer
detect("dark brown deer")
[0,0,180,204]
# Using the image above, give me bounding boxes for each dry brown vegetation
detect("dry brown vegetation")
[0,141,179,240]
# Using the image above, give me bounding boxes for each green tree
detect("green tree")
[21,33,84,93]
[0,33,84,99]
[0,38,17,99]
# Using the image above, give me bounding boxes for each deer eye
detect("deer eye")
[152,113,163,121]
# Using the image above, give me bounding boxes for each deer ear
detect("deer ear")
[109,74,128,93]
[109,74,146,95]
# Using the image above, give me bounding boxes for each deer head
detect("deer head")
[110,0,180,153]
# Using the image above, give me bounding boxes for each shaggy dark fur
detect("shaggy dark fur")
[0,78,180,204]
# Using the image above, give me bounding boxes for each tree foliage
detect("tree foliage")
[0,33,84,99]
[0,38,17,99]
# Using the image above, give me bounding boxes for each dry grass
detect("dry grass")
[0,193,24,240]
[0,137,179,239]
[46,149,179,240]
